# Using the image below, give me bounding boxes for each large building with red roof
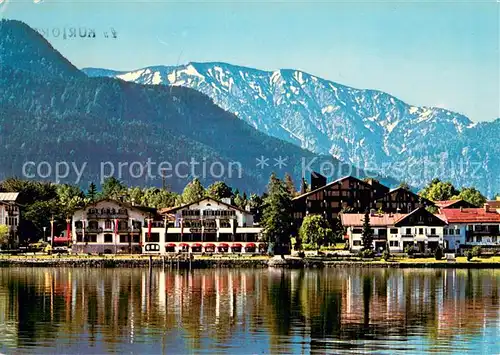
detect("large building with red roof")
[441,205,500,249]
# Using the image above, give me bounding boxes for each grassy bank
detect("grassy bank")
[1,254,500,268]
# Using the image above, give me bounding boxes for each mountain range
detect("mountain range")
[83,62,500,196]
[0,19,394,193]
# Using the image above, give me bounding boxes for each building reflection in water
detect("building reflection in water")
[0,268,499,353]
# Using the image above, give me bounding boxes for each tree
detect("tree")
[453,187,486,207]
[57,184,86,218]
[87,182,98,203]
[206,181,233,200]
[249,193,264,224]
[181,178,205,204]
[233,192,247,209]
[101,177,126,200]
[284,173,297,197]
[361,210,373,251]
[419,179,459,201]
[299,214,331,251]
[261,173,294,257]
[0,225,10,248]
[331,215,346,243]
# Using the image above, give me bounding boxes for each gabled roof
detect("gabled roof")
[341,207,447,227]
[485,200,500,209]
[159,196,249,215]
[441,208,500,223]
[0,192,19,202]
[434,199,476,209]
[393,207,447,226]
[341,213,405,227]
[293,175,375,201]
[376,187,434,205]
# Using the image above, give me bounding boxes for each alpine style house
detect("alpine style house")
[69,174,500,255]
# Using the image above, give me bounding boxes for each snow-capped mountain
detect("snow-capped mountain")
[83,62,500,196]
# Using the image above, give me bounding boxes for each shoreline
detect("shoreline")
[1,256,500,269]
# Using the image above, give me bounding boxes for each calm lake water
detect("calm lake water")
[0,267,499,354]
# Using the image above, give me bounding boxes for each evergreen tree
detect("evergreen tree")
[361,210,373,251]
[101,177,126,200]
[249,193,264,224]
[87,182,98,203]
[332,215,346,243]
[261,173,294,257]
[181,178,205,204]
[284,173,296,197]
[206,181,233,200]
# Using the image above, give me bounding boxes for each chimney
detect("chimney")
[484,203,490,212]
[310,171,327,190]
[460,206,463,212]
[300,177,306,195]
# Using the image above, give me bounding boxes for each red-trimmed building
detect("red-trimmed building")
[142,197,264,254]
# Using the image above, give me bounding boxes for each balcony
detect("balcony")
[87,212,128,219]
[401,234,414,239]
[426,234,440,239]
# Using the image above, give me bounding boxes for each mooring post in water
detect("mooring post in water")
[162,255,165,270]
[149,255,152,271]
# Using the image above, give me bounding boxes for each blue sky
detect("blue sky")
[2,0,498,122]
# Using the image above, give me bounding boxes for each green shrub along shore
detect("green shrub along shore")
[1,254,500,269]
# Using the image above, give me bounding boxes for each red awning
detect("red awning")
[179,243,189,247]
[192,243,202,248]
[231,243,242,248]
[245,243,256,248]
[204,243,216,247]
[218,243,229,248]
[53,236,71,243]
[166,243,176,247]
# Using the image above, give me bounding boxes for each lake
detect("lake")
[0,267,499,354]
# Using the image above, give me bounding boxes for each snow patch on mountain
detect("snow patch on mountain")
[83,62,499,195]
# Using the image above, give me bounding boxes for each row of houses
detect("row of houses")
[2,174,500,254]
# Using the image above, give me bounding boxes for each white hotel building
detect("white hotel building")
[143,197,264,254]
[342,207,447,253]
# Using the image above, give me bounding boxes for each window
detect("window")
[406,228,412,235]
[145,243,160,251]
[389,241,399,247]
[148,233,160,243]
[390,228,398,234]
[105,220,112,229]
[444,229,448,235]
[353,240,361,246]
[430,228,436,235]
[88,235,97,243]
[352,228,362,234]
[419,228,424,235]
[104,234,113,243]
[455,229,460,235]
[120,235,129,243]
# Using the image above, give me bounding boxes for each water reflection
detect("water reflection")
[0,268,499,354]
